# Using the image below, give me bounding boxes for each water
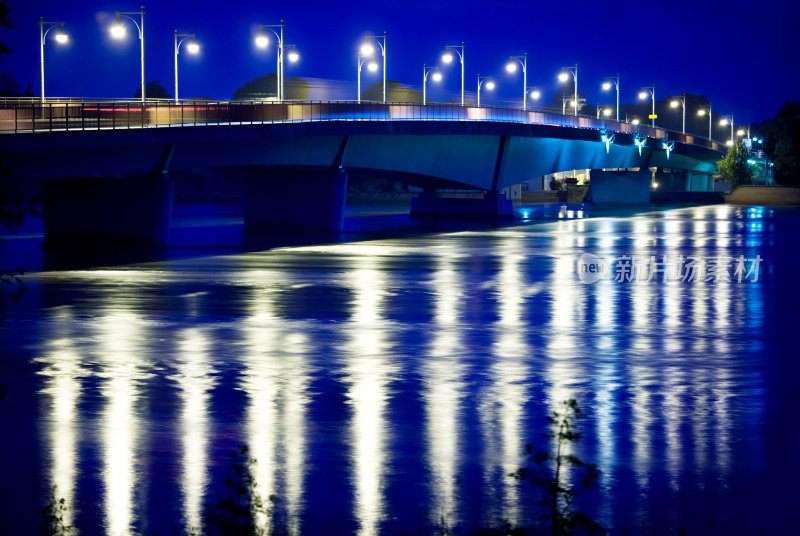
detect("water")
[1,204,798,535]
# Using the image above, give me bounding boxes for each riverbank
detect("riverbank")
[725,185,800,205]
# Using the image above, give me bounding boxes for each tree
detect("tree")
[762,101,800,185]
[0,0,21,97]
[134,80,171,100]
[717,139,753,188]
[233,73,309,100]
[510,400,605,536]
[360,80,422,103]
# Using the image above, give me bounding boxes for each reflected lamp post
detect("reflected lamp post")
[361,32,386,103]
[255,21,287,100]
[110,5,146,102]
[638,86,655,127]
[357,52,378,103]
[505,53,527,110]
[602,75,619,121]
[476,74,495,107]
[39,17,68,104]
[697,104,712,139]
[558,64,578,116]
[173,30,198,103]
[442,42,464,106]
[670,94,686,133]
[422,64,442,105]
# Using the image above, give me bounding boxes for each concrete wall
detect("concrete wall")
[725,186,800,205]
[590,169,652,204]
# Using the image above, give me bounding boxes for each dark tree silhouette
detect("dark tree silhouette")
[233,73,310,101]
[360,80,422,103]
[134,80,171,100]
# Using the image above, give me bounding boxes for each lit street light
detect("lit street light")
[526,87,541,108]
[255,21,292,101]
[174,30,199,103]
[476,74,494,107]
[505,53,527,110]
[357,51,378,103]
[422,63,442,105]
[362,33,387,103]
[719,114,735,145]
[597,106,612,119]
[111,5,146,102]
[442,42,464,106]
[638,86,655,126]
[558,64,578,116]
[670,94,686,134]
[39,17,68,104]
[602,75,620,121]
[697,104,712,139]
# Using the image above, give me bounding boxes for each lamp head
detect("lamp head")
[288,50,299,62]
[187,41,199,54]
[726,140,733,146]
[737,129,745,136]
[255,34,268,48]
[569,100,577,107]
[530,89,540,100]
[670,100,679,108]
[558,72,569,83]
[697,109,706,116]
[603,108,611,116]
[55,32,68,44]
[432,71,442,82]
[638,91,648,100]
[110,23,126,39]
[720,118,729,126]
[485,80,495,90]
[602,81,611,90]
[442,52,453,64]
[360,43,374,56]
[632,118,640,125]
[367,61,378,72]
[505,61,517,73]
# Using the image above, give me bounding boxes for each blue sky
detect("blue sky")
[3,0,797,123]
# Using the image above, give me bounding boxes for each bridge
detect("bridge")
[0,99,725,244]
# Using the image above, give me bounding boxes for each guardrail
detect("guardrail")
[0,99,727,152]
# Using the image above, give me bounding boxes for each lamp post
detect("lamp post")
[696,104,712,139]
[357,53,378,103]
[111,5,146,102]
[255,21,286,100]
[442,42,464,106]
[422,64,442,105]
[361,33,386,103]
[561,96,583,115]
[638,86,655,127]
[670,94,686,133]
[601,75,619,121]
[526,87,541,108]
[174,31,198,103]
[596,106,612,119]
[476,74,494,107]
[39,17,68,104]
[558,64,578,116]
[505,53,527,110]
[719,114,735,145]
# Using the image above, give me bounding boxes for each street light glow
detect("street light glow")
[367,61,378,72]
[255,35,268,48]
[485,80,495,90]
[55,32,68,44]
[505,62,517,73]
[638,91,647,100]
[558,72,569,82]
[737,129,745,136]
[726,140,733,146]
[530,89,540,99]
[697,109,707,116]
[632,118,640,125]
[603,108,611,116]
[442,52,453,63]
[110,24,125,38]
[432,71,442,82]
[720,118,729,125]
[360,43,374,56]
[288,50,299,62]
[670,100,679,108]
[186,42,199,54]
[602,81,611,90]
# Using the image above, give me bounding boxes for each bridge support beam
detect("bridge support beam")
[41,174,174,246]
[409,191,513,219]
[242,167,348,231]
[589,169,652,204]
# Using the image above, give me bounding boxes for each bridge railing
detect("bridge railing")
[0,99,727,152]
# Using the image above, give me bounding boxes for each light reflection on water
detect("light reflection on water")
[2,205,793,534]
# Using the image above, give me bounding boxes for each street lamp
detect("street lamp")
[476,74,495,107]
[505,53,527,110]
[442,42,464,106]
[631,118,640,125]
[638,86,655,127]
[357,51,378,103]
[558,64,578,116]
[422,64,442,105]
[255,21,288,101]
[111,5,146,102]
[39,17,68,104]
[174,31,198,103]
[669,94,686,134]
[596,106,612,119]
[697,104,712,139]
[286,45,299,63]
[602,75,619,121]
[719,114,735,145]
[526,87,541,108]
[362,33,386,103]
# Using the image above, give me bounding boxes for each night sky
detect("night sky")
[3,0,798,124]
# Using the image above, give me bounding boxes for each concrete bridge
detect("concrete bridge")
[0,100,725,244]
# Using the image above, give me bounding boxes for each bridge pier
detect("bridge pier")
[409,190,513,219]
[589,169,652,204]
[242,167,348,231]
[41,174,174,246]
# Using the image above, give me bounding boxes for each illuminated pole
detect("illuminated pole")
[697,104,712,139]
[669,94,687,133]
[477,74,494,107]
[256,22,285,100]
[602,75,619,121]
[506,53,527,110]
[111,6,146,102]
[174,31,198,103]
[39,17,68,104]
[422,64,441,105]
[719,113,735,145]
[363,33,386,103]
[443,42,464,105]
[558,64,578,116]
[639,86,655,126]
[357,54,377,102]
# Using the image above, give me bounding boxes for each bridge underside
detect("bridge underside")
[0,121,723,244]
